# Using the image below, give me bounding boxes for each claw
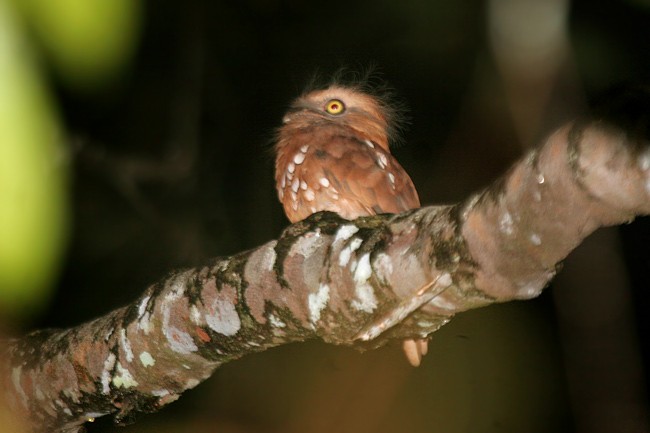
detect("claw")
[402,339,422,367]
[402,338,429,367]
[417,338,428,356]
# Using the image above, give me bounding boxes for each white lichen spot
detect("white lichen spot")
[85,412,108,420]
[205,298,241,336]
[418,320,437,328]
[537,173,545,184]
[351,253,377,313]
[139,351,156,368]
[499,211,514,235]
[364,139,375,148]
[268,313,286,328]
[63,408,72,416]
[101,353,116,394]
[162,296,198,354]
[137,295,151,319]
[428,295,456,310]
[375,252,393,276]
[120,329,134,363]
[112,362,139,389]
[517,281,544,298]
[190,304,202,324]
[334,224,359,243]
[300,144,310,153]
[339,237,363,267]
[293,152,306,165]
[439,273,453,287]
[304,189,315,201]
[11,366,27,406]
[319,177,330,188]
[261,247,277,271]
[287,162,295,173]
[530,233,542,246]
[308,283,330,324]
[186,378,200,389]
[152,389,170,397]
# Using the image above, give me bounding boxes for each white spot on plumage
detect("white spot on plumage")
[300,144,310,153]
[376,152,388,169]
[293,152,306,165]
[280,176,286,188]
[365,140,375,148]
[291,178,300,193]
[304,189,315,201]
[300,180,307,190]
[319,177,330,188]
[288,162,295,173]
[388,172,396,188]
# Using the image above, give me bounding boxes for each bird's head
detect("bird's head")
[280,85,404,152]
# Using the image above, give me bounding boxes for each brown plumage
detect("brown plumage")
[274,84,428,366]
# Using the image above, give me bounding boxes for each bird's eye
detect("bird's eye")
[325,99,345,115]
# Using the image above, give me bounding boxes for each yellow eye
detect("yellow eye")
[325,99,345,115]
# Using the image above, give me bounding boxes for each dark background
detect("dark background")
[23,0,650,432]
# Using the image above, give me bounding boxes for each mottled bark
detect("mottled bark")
[2,116,650,433]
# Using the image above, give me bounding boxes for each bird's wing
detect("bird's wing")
[296,133,420,220]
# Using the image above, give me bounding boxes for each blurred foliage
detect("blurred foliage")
[12,0,141,91]
[0,0,140,321]
[0,0,66,319]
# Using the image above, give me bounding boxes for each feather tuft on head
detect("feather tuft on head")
[281,68,409,150]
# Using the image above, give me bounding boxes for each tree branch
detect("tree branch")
[3,115,650,432]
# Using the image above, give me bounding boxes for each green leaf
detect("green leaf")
[0,0,68,319]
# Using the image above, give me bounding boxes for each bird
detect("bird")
[273,82,429,366]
